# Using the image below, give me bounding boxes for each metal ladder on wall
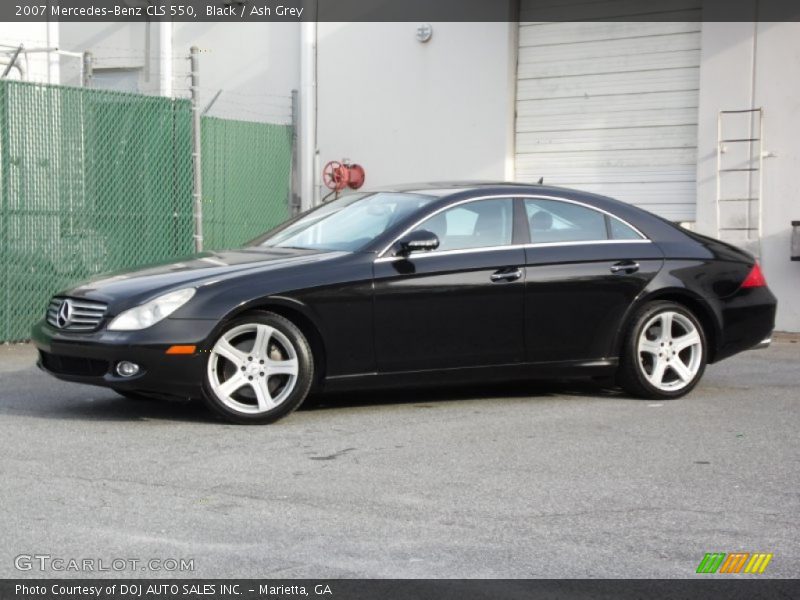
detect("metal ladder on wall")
[716,108,764,258]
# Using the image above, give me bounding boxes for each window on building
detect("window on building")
[91,68,142,93]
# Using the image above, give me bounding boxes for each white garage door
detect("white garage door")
[515,3,701,221]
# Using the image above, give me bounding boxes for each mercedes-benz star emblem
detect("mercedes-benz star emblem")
[56,299,73,329]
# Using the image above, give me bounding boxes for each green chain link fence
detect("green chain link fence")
[201,115,292,250]
[0,80,293,342]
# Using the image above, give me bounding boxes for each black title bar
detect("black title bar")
[3,579,800,600]
[3,0,800,22]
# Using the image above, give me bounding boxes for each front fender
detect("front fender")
[176,253,377,378]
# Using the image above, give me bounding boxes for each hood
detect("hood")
[62,247,348,306]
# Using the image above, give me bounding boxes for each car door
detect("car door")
[522,197,664,363]
[373,197,526,373]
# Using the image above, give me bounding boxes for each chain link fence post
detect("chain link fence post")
[290,89,301,216]
[190,46,203,252]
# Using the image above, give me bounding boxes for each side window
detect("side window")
[525,199,608,244]
[412,198,514,252]
[609,217,643,240]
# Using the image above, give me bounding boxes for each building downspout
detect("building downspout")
[300,21,317,211]
[160,18,173,97]
[506,20,519,182]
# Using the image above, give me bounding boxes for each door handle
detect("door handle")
[491,268,522,282]
[610,261,640,274]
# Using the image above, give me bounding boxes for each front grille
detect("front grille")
[40,351,109,377]
[46,297,108,331]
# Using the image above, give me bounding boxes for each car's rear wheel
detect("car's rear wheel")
[617,301,707,399]
[202,312,314,424]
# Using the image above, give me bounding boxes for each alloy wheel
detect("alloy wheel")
[637,310,703,392]
[207,322,300,414]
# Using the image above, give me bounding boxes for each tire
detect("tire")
[617,300,707,400]
[201,311,314,424]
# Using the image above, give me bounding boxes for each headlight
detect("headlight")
[108,288,196,331]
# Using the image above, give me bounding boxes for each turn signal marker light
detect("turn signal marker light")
[741,263,767,289]
[166,345,196,355]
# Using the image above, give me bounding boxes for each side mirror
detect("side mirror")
[396,230,439,256]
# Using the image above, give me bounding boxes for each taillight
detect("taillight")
[741,262,767,288]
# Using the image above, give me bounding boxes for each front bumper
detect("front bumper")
[31,317,219,397]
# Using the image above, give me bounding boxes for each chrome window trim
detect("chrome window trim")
[524,239,651,249]
[376,193,649,258]
[374,239,652,263]
[375,244,514,263]
[523,196,648,243]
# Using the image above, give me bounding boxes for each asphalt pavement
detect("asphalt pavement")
[0,338,798,578]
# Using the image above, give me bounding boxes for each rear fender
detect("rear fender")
[611,283,723,364]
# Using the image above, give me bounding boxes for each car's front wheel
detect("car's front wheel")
[202,312,314,424]
[617,301,707,399]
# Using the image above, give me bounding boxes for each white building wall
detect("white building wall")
[315,22,517,200]
[0,23,61,83]
[171,22,299,122]
[59,22,153,89]
[56,22,299,123]
[695,7,800,331]
[754,22,800,332]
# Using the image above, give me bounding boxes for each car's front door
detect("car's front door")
[522,197,665,363]
[373,197,526,373]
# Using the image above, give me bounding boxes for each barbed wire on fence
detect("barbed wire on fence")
[198,89,293,126]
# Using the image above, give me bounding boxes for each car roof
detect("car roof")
[357,181,692,249]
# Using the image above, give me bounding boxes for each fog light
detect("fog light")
[116,361,140,377]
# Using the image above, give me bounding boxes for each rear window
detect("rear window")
[525,198,643,243]
[609,217,643,240]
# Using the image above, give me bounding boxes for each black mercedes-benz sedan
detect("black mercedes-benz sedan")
[33,183,776,424]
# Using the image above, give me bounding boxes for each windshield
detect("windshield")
[255,192,435,251]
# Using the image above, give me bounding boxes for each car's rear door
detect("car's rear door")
[522,197,664,362]
[373,197,526,372]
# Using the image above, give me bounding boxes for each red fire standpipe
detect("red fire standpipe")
[322,160,365,201]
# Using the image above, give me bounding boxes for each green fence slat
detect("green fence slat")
[200,115,292,251]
